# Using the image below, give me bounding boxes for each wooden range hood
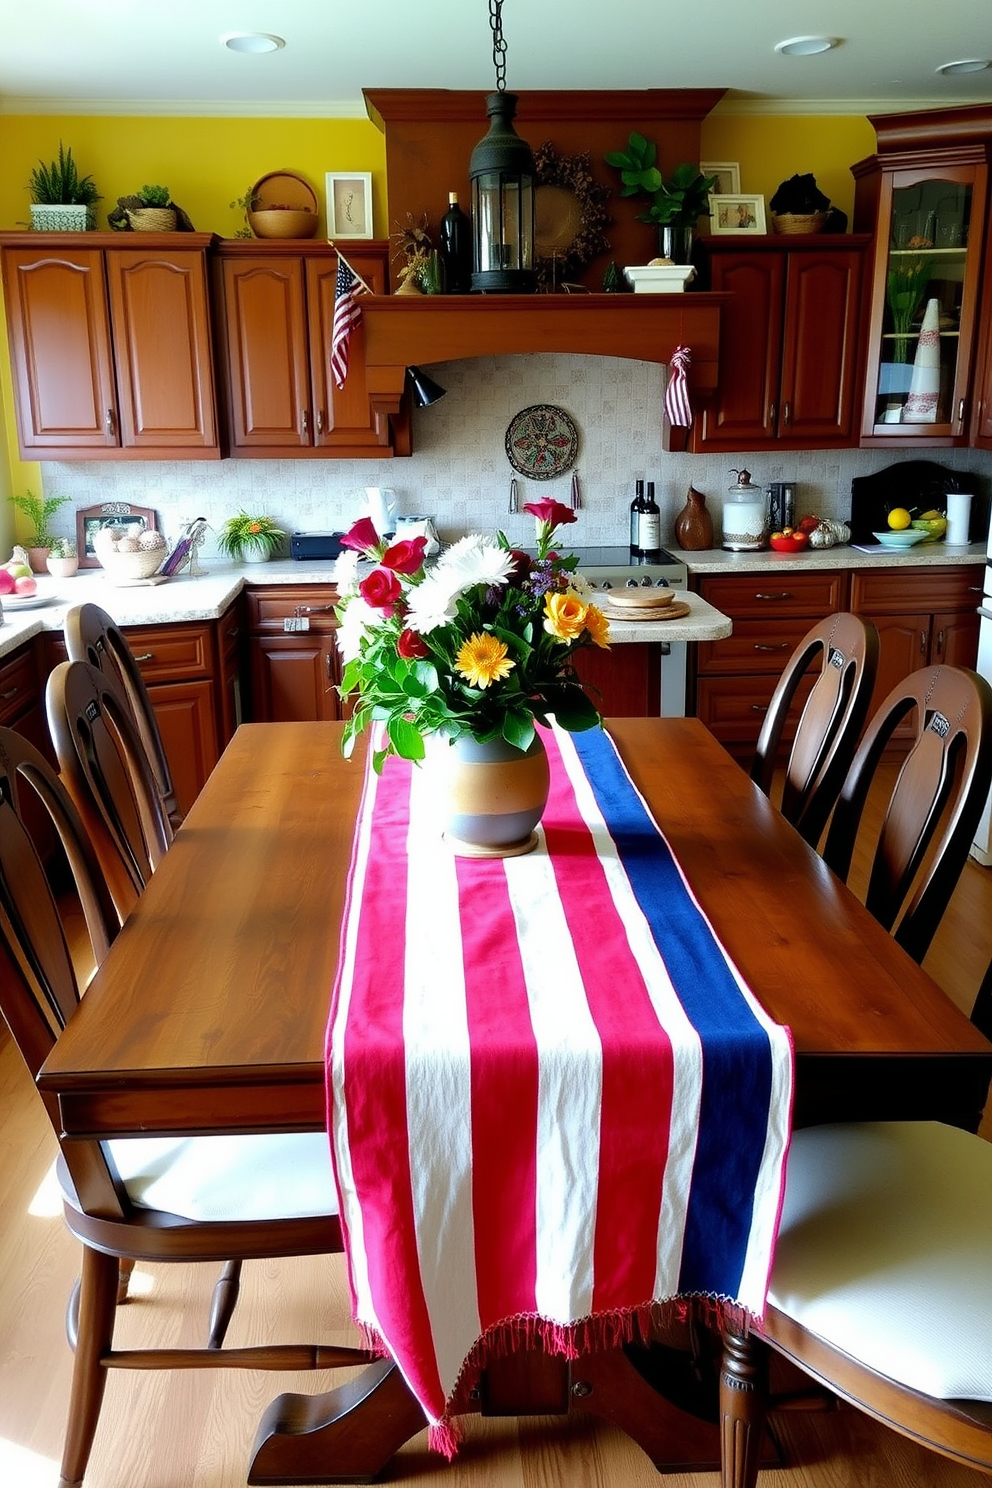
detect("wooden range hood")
[360,89,728,419]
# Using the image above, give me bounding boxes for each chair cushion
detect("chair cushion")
[769,1122,992,1401]
[107,1132,339,1223]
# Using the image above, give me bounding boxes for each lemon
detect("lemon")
[887,507,912,531]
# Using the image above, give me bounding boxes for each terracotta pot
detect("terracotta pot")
[27,545,51,574]
[46,555,79,578]
[440,733,550,857]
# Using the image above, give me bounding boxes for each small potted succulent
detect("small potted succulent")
[7,489,73,571]
[46,536,79,578]
[27,142,101,231]
[217,511,285,563]
[126,184,177,232]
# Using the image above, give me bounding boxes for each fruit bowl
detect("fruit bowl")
[769,532,809,553]
[910,516,947,543]
[872,529,929,549]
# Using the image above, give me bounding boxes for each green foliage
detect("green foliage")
[49,536,77,558]
[7,490,72,548]
[216,511,285,559]
[28,142,101,206]
[604,133,716,228]
[137,184,171,207]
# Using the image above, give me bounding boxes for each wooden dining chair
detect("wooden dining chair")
[821,663,992,963]
[46,658,173,922]
[0,726,369,1488]
[750,612,879,847]
[720,1117,992,1488]
[63,602,183,828]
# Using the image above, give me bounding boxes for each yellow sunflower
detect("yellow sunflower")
[454,632,515,688]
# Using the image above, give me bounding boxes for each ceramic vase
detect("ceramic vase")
[673,485,714,550]
[46,555,79,578]
[657,224,693,265]
[440,733,550,857]
[241,547,271,564]
[27,546,51,574]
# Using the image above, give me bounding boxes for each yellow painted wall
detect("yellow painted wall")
[700,114,877,226]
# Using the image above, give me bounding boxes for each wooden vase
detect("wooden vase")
[673,485,714,551]
[441,733,550,857]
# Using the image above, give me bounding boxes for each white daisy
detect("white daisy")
[570,570,594,600]
[336,595,379,662]
[438,534,514,589]
[405,571,462,634]
[330,548,361,595]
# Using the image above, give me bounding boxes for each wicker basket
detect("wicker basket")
[771,211,830,235]
[126,207,177,232]
[248,169,319,239]
[93,531,167,583]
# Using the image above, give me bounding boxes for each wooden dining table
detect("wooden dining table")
[38,718,992,1485]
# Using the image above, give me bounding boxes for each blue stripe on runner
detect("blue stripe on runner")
[572,728,774,1298]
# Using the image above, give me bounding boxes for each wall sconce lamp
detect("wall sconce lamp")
[407,367,447,408]
[469,0,536,294]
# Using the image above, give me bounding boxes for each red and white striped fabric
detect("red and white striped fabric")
[664,344,693,426]
[326,725,793,1449]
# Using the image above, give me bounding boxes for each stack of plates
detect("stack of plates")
[603,588,689,622]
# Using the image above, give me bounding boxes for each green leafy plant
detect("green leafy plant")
[335,501,606,773]
[48,536,77,559]
[7,490,72,548]
[229,188,261,237]
[887,255,932,362]
[604,134,715,228]
[28,142,101,207]
[216,511,284,559]
[137,184,171,207]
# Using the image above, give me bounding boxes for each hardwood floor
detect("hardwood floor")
[2,792,992,1487]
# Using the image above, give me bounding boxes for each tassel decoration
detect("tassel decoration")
[570,470,581,510]
[508,477,519,514]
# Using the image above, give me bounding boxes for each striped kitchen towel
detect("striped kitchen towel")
[326,723,793,1449]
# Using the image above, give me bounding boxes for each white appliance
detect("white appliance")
[972,526,992,865]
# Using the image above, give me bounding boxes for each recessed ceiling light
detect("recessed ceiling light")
[775,36,840,57]
[936,58,992,76]
[221,33,285,55]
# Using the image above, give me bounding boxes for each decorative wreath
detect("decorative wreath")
[532,142,612,289]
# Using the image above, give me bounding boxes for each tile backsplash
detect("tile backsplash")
[36,353,992,558]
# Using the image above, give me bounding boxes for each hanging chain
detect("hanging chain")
[489,0,507,92]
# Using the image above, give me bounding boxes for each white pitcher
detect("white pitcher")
[365,487,397,539]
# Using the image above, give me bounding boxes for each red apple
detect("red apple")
[0,569,14,594]
[13,575,37,595]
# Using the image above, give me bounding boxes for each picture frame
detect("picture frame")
[709,194,767,235]
[700,162,741,196]
[76,502,159,568]
[326,172,373,239]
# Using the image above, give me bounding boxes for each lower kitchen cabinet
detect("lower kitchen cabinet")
[573,643,661,717]
[244,585,342,722]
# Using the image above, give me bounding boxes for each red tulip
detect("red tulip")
[340,517,383,556]
[523,499,576,530]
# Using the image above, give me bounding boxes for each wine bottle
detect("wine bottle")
[641,482,662,562]
[630,479,646,559]
[438,191,473,294]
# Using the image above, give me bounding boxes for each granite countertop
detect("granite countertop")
[681,542,987,574]
[0,559,734,659]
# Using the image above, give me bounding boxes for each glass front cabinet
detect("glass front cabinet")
[853,107,992,446]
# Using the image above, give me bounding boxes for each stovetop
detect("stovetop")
[567,546,688,591]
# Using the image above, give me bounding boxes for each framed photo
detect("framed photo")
[710,194,767,235]
[77,502,158,568]
[326,172,373,239]
[701,162,740,196]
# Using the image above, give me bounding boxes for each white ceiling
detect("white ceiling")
[2,0,992,117]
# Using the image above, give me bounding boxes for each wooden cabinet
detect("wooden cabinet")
[572,643,661,718]
[0,232,219,460]
[692,569,850,761]
[244,585,343,722]
[214,241,410,458]
[690,237,867,451]
[849,565,983,733]
[852,107,992,446]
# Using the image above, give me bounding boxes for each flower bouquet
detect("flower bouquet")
[334,500,610,774]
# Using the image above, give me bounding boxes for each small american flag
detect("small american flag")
[664,344,693,427]
[330,257,367,389]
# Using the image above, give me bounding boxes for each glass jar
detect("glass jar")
[722,469,767,551]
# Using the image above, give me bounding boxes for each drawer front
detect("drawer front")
[695,672,817,747]
[850,564,985,614]
[246,585,339,634]
[697,617,821,676]
[698,570,848,618]
[122,623,213,682]
[0,648,38,726]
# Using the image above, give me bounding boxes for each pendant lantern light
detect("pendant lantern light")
[469,0,536,294]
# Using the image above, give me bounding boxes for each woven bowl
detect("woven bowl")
[94,543,166,583]
[247,207,319,239]
[127,207,177,232]
[771,211,830,235]
[248,169,320,239]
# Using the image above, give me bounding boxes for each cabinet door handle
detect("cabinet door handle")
[769,402,777,427]
[295,603,335,617]
[105,407,116,437]
[935,629,945,658]
[970,585,984,593]
[301,409,309,436]
[920,631,928,657]
[227,626,240,639]
[0,687,18,701]
[133,652,154,663]
[782,402,791,426]
[316,410,324,435]
[326,651,335,681]
[754,592,793,602]
[750,703,769,714]
[754,642,791,651]
[958,399,966,425]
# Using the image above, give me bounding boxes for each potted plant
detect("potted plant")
[126,184,177,232]
[27,142,101,231]
[7,489,73,571]
[46,536,79,578]
[605,134,716,264]
[216,511,285,563]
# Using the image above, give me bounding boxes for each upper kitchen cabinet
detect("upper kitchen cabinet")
[213,240,410,458]
[689,236,868,451]
[0,232,219,459]
[852,106,992,446]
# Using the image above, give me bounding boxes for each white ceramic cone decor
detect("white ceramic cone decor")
[903,297,941,423]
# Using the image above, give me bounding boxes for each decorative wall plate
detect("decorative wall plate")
[505,405,579,481]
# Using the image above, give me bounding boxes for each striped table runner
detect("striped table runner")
[326,724,794,1449]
